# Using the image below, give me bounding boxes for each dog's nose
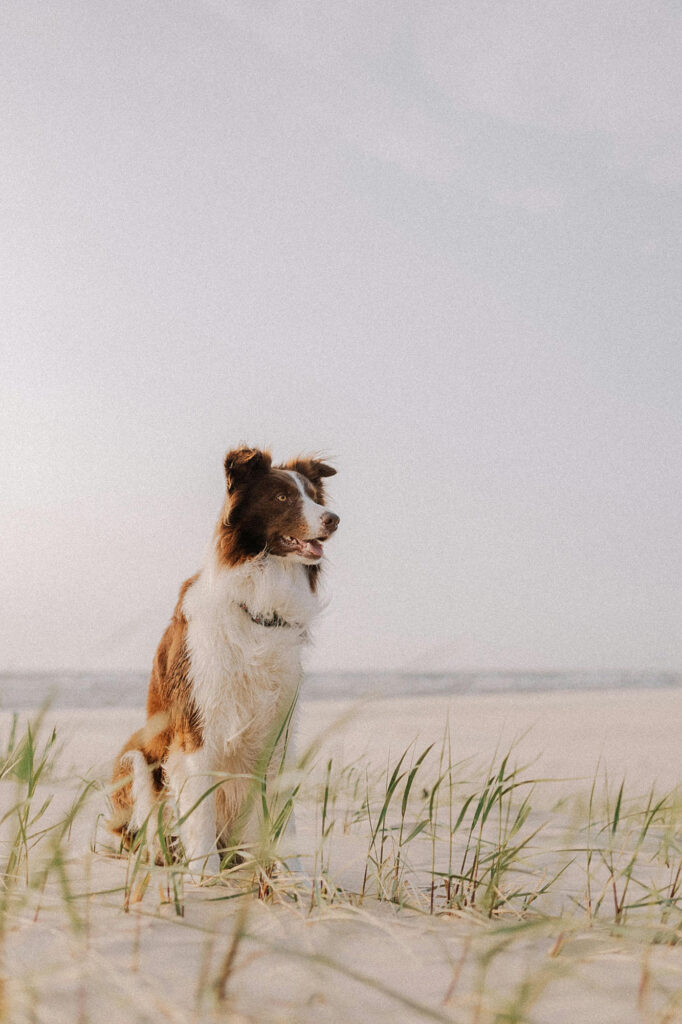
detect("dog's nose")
[321,511,340,533]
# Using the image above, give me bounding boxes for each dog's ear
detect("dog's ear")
[285,457,336,502]
[286,457,336,484]
[224,447,272,493]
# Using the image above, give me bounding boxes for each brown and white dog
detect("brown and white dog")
[110,446,339,877]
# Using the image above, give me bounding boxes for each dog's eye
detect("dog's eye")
[277,493,288,502]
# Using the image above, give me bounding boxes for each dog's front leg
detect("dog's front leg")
[263,740,303,873]
[228,760,298,860]
[167,748,221,880]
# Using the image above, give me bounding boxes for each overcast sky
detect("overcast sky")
[2,1,680,674]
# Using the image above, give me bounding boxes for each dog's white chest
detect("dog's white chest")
[182,554,318,766]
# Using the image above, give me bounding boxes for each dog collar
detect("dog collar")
[238,602,292,629]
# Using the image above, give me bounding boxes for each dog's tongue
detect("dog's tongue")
[301,539,323,559]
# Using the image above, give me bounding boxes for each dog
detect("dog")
[109,446,339,878]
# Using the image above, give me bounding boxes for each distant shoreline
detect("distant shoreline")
[0,668,680,711]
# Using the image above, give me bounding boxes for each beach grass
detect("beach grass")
[0,704,680,1022]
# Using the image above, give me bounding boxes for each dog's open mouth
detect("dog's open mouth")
[279,536,325,560]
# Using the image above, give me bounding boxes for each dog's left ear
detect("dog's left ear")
[224,446,272,494]
[285,457,336,502]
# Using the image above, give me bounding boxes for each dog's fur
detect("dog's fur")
[109,446,338,877]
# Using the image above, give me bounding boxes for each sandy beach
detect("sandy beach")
[0,687,680,1023]
[41,685,682,789]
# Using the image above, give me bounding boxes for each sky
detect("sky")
[2,1,680,674]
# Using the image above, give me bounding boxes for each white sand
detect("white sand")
[36,686,682,798]
[1,688,681,1023]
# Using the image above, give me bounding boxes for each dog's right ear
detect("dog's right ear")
[224,447,272,493]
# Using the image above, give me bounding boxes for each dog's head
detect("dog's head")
[218,446,339,566]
